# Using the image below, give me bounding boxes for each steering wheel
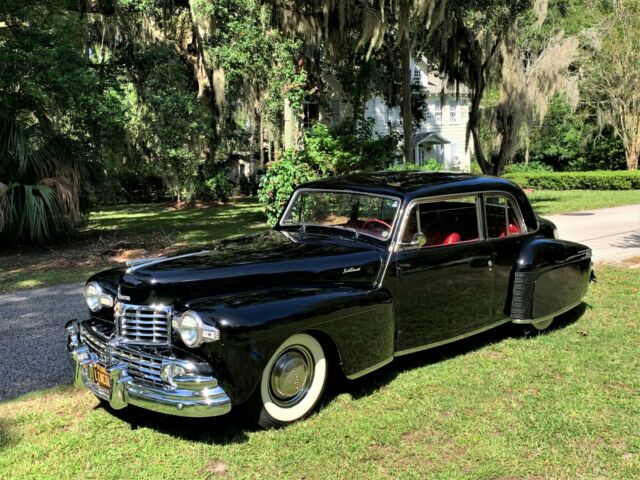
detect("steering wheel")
[362,219,392,231]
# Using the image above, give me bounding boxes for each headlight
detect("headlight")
[84,282,114,312]
[175,311,220,348]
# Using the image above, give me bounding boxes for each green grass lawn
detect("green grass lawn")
[527,190,640,215]
[84,197,266,247]
[1,264,638,479]
[0,198,266,292]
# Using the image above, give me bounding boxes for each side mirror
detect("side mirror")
[400,232,427,248]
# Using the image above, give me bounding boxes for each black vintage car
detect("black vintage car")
[66,172,593,427]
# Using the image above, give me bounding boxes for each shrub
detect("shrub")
[504,171,640,190]
[303,119,400,174]
[387,160,444,172]
[258,151,318,225]
[205,172,235,202]
[505,161,553,173]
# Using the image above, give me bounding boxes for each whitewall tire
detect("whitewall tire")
[256,333,327,428]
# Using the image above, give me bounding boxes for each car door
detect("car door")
[394,194,495,354]
[483,192,530,321]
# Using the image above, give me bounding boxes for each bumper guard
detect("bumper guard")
[67,320,232,418]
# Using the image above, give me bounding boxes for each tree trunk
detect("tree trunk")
[399,1,412,166]
[259,113,265,169]
[283,98,296,151]
[627,141,639,170]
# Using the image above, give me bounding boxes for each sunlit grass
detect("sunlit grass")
[0,198,267,292]
[528,190,639,215]
[0,265,638,478]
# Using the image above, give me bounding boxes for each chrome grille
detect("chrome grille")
[111,349,163,385]
[80,327,108,363]
[116,302,171,344]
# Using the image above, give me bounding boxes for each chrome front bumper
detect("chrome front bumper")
[66,320,232,418]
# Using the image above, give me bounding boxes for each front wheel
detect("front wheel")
[255,333,327,428]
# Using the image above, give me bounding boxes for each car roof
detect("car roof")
[299,171,524,201]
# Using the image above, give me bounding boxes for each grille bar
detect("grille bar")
[116,302,172,344]
[111,350,163,385]
[80,322,165,387]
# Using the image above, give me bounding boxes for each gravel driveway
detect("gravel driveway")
[0,283,85,400]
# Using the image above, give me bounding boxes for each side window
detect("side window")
[401,196,481,248]
[485,194,524,239]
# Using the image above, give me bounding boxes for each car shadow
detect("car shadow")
[332,302,588,402]
[98,303,588,445]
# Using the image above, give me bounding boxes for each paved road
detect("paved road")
[0,204,637,401]
[0,283,85,400]
[548,204,640,263]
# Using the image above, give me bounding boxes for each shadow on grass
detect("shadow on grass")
[99,303,587,445]
[0,419,17,453]
[336,302,588,402]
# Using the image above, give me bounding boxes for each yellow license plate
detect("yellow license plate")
[92,364,110,390]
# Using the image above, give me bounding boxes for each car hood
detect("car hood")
[113,230,385,305]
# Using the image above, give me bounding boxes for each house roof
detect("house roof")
[413,132,450,146]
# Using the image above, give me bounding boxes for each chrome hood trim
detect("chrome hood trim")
[126,250,210,273]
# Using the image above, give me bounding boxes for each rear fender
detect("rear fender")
[511,238,592,323]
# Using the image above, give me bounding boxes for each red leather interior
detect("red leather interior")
[499,223,521,238]
[443,233,461,245]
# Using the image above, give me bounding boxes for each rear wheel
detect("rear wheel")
[255,333,327,428]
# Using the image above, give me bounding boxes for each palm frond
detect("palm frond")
[41,176,80,224]
[20,184,60,242]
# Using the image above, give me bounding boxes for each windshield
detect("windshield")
[281,190,401,241]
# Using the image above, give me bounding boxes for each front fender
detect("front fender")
[511,238,592,322]
[184,286,394,405]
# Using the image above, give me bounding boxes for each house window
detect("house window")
[435,103,442,124]
[412,68,422,85]
[449,104,458,124]
[303,103,320,129]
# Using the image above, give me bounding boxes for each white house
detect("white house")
[311,58,473,172]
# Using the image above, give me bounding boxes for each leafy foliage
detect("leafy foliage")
[303,120,400,175]
[527,94,584,171]
[258,119,400,224]
[205,172,235,203]
[258,151,318,225]
[505,170,640,190]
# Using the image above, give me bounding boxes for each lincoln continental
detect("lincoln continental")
[66,172,593,428]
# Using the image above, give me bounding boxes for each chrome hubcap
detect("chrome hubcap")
[269,346,314,407]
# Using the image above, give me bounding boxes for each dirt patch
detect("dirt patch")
[198,460,229,477]
[0,231,186,290]
[621,256,640,268]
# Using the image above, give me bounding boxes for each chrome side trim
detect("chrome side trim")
[126,250,209,273]
[394,318,512,357]
[345,356,394,380]
[511,300,582,325]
